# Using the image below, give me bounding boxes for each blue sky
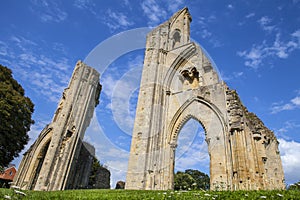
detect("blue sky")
[1,0,300,187]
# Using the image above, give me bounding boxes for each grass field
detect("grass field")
[1,188,300,199]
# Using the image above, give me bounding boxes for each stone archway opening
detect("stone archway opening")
[126,8,285,191]
[174,118,210,190]
[167,99,227,191]
[29,140,51,190]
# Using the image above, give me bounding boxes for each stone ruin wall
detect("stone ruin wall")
[126,7,285,191]
[90,165,111,189]
[13,61,102,191]
[66,141,95,189]
[226,89,285,190]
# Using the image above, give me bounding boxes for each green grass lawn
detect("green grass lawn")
[1,188,299,199]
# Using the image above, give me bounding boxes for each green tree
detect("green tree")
[288,181,300,190]
[174,171,196,190]
[88,157,111,189]
[0,65,34,168]
[88,157,101,188]
[185,169,210,190]
[174,169,210,190]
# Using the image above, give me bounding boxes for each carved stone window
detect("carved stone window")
[172,29,181,48]
[179,66,199,89]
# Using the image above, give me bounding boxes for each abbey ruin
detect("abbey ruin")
[13,61,102,190]
[13,7,285,192]
[126,8,285,190]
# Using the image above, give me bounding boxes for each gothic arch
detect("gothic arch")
[168,96,227,145]
[126,7,285,191]
[163,43,197,91]
[171,29,181,48]
[14,127,53,189]
[165,96,231,190]
[29,139,51,190]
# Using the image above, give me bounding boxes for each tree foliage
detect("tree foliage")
[185,169,210,190]
[0,65,34,168]
[174,169,210,190]
[88,157,101,188]
[288,181,300,190]
[88,157,110,189]
[174,171,195,190]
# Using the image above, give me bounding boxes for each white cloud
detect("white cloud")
[167,0,184,13]
[292,30,300,38]
[238,31,300,68]
[233,71,244,77]
[141,0,184,25]
[100,55,143,135]
[274,121,300,136]
[257,16,275,32]
[10,36,37,52]
[227,4,234,9]
[141,0,167,27]
[0,41,8,56]
[73,0,97,16]
[110,66,143,135]
[272,103,295,113]
[271,96,300,114]
[74,0,93,9]
[291,96,300,106]
[123,0,130,6]
[101,74,117,98]
[103,9,134,31]
[237,46,263,68]
[278,139,300,184]
[1,35,72,103]
[15,52,71,102]
[274,121,300,142]
[245,13,255,18]
[30,0,67,23]
[219,71,231,81]
[195,15,222,48]
[220,71,244,82]
[110,11,132,27]
[201,29,212,39]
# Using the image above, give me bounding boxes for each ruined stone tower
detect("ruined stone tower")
[126,8,285,190]
[13,61,101,191]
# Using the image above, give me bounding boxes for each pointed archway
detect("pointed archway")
[29,140,51,190]
[174,118,210,190]
[166,97,230,190]
[126,8,285,190]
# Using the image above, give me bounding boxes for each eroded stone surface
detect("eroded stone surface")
[126,8,285,190]
[13,61,102,191]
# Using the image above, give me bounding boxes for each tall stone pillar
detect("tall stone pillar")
[13,61,101,191]
[126,7,285,191]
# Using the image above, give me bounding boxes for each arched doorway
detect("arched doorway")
[126,7,285,191]
[175,118,210,190]
[29,140,51,190]
[125,8,231,190]
[167,97,230,190]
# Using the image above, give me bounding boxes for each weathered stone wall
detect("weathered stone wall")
[89,166,110,189]
[226,89,285,190]
[126,7,285,191]
[66,141,95,189]
[13,61,101,191]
